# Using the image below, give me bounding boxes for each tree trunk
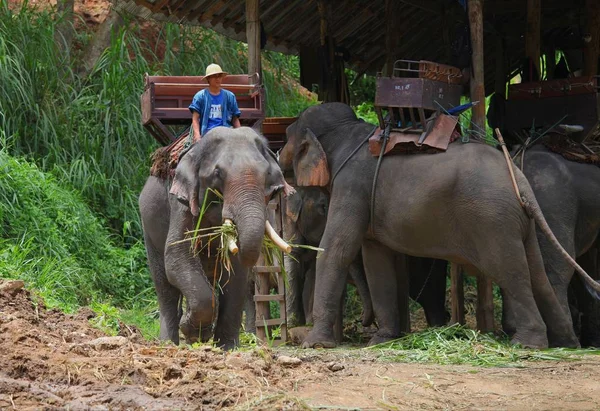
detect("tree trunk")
[78,7,126,77]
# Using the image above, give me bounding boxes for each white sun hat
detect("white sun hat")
[204,63,227,79]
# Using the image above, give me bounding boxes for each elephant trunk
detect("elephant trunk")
[222,174,266,267]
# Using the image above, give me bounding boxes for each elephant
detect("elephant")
[279,102,600,349]
[139,127,290,350]
[283,187,448,335]
[519,142,600,346]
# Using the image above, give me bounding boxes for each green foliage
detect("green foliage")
[0,150,153,310]
[368,324,598,366]
[354,101,379,125]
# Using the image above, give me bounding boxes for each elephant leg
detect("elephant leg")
[477,241,549,348]
[214,262,249,350]
[363,240,401,346]
[576,247,600,347]
[348,253,374,327]
[396,253,411,333]
[334,286,346,343]
[527,229,579,347]
[144,235,181,344]
[244,275,257,334]
[285,247,307,327]
[301,217,366,348]
[165,247,216,345]
[410,258,449,327]
[303,261,316,324]
[501,288,517,338]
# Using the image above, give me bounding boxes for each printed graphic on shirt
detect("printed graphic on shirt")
[209,104,222,120]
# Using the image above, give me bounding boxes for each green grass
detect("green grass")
[368,324,600,367]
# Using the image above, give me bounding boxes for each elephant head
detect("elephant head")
[169,126,286,267]
[280,103,360,187]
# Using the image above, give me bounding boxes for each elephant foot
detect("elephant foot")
[180,322,213,345]
[301,329,337,349]
[367,332,400,347]
[548,329,580,348]
[510,331,548,349]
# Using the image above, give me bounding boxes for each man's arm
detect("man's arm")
[232,116,241,128]
[192,111,201,142]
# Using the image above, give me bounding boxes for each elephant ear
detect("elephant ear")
[263,144,288,198]
[293,128,330,187]
[285,191,303,223]
[169,150,200,216]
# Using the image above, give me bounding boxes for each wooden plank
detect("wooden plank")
[254,294,284,302]
[525,0,541,78]
[255,318,285,327]
[450,263,465,325]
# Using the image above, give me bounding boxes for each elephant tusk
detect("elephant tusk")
[223,219,239,255]
[265,220,292,253]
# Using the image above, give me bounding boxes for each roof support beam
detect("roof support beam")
[583,0,600,76]
[469,0,486,132]
[246,0,261,80]
[525,0,541,78]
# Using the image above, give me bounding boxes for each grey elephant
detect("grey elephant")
[279,102,600,349]
[284,187,448,334]
[519,141,600,346]
[139,127,289,350]
[283,186,374,335]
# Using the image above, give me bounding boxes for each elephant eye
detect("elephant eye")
[213,167,221,178]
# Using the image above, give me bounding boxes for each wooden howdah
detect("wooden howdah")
[372,59,462,155]
[504,76,600,142]
[141,73,265,146]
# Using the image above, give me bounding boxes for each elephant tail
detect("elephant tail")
[525,199,600,300]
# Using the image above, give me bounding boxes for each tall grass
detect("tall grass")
[0,149,153,311]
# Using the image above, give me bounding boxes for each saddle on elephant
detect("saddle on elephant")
[370,59,465,157]
[149,131,191,180]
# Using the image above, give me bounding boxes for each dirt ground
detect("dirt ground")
[1,279,599,411]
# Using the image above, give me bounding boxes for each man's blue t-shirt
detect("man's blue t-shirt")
[188,88,242,136]
[206,91,224,132]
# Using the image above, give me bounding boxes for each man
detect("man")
[187,63,296,196]
[189,63,241,142]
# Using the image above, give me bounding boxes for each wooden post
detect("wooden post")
[450,263,465,325]
[384,0,402,76]
[246,0,261,81]
[525,0,541,78]
[476,274,495,332]
[468,0,495,332]
[468,0,486,131]
[494,31,505,98]
[584,0,600,76]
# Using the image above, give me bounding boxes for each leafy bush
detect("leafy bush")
[0,150,152,311]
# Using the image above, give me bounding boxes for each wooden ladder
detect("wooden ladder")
[253,196,287,345]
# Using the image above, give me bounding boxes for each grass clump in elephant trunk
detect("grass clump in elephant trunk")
[367,324,600,367]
